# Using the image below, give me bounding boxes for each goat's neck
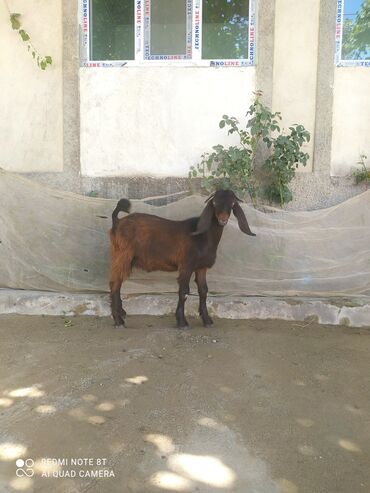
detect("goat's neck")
[206,217,224,249]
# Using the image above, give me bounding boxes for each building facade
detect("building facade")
[1,0,369,208]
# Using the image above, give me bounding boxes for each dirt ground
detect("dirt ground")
[0,315,369,493]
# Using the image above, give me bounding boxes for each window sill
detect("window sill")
[81,60,255,68]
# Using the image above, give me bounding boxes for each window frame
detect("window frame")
[81,0,256,67]
[335,0,370,67]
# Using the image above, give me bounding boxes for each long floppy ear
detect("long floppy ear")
[233,202,256,236]
[205,192,215,203]
[193,201,214,235]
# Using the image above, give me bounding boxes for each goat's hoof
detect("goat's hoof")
[114,323,125,329]
[113,313,125,327]
[202,317,214,327]
[177,321,190,329]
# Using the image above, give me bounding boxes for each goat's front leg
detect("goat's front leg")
[195,268,213,327]
[176,271,192,328]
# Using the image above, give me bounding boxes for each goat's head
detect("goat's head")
[194,190,256,236]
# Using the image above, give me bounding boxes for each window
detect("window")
[335,0,370,66]
[90,0,135,60]
[145,0,192,59]
[202,0,249,60]
[81,0,255,66]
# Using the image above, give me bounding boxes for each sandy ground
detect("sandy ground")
[0,315,369,493]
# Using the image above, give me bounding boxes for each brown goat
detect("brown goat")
[109,190,256,328]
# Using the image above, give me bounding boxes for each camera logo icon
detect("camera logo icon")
[16,458,34,478]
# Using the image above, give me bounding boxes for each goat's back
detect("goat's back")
[114,213,197,235]
[110,213,200,272]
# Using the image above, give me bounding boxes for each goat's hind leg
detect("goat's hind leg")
[110,256,131,328]
[195,268,213,327]
[109,279,125,327]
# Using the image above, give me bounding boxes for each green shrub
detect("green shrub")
[352,154,370,185]
[189,92,310,206]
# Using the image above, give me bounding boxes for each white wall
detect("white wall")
[272,0,320,172]
[2,1,368,181]
[80,67,255,177]
[0,0,63,172]
[331,68,370,176]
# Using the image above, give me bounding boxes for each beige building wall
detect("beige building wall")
[1,0,369,183]
[80,67,255,177]
[0,0,63,172]
[331,68,370,176]
[272,0,321,172]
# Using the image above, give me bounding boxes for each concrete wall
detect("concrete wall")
[331,68,370,176]
[272,0,321,172]
[1,0,370,210]
[0,0,63,172]
[80,67,255,177]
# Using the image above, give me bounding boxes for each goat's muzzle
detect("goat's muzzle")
[217,216,229,227]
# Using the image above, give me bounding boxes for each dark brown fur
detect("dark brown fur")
[110,190,255,328]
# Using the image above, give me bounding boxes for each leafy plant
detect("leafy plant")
[352,154,370,185]
[86,190,99,197]
[261,124,310,204]
[189,92,310,206]
[9,12,52,70]
[191,144,257,201]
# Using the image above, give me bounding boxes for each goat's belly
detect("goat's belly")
[133,258,178,273]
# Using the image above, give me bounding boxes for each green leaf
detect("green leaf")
[10,13,21,30]
[45,56,52,65]
[19,29,30,42]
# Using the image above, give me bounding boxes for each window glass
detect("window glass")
[341,0,370,61]
[85,0,254,65]
[90,0,134,60]
[150,0,187,56]
[202,0,249,59]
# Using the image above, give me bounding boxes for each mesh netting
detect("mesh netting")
[1,169,369,297]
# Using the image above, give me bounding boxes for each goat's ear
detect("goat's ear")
[205,192,215,204]
[233,202,256,236]
[193,201,214,235]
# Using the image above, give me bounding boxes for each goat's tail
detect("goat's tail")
[112,198,131,232]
